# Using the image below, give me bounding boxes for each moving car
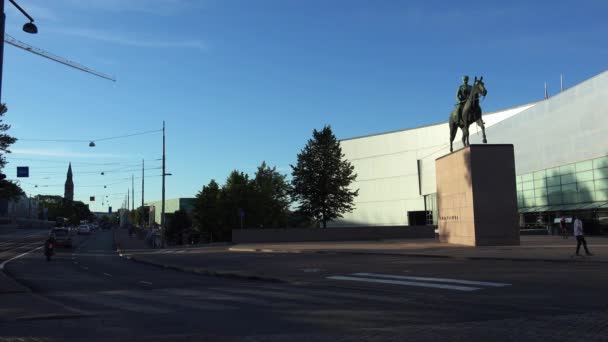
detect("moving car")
[78,224,91,235]
[50,228,73,248]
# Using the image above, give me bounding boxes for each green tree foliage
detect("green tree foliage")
[291,125,359,228]
[193,179,225,242]
[250,161,291,228]
[0,103,24,200]
[37,195,94,225]
[192,162,292,242]
[221,170,253,230]
[165,209,192,245]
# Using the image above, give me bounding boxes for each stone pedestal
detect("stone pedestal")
[435,144,520,246]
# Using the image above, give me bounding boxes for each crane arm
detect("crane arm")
[4,33,116,82]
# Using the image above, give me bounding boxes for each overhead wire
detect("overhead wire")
[18,128,162,143]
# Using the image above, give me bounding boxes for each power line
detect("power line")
[18,128,162,143]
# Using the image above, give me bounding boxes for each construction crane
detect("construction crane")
[4,33,116,82]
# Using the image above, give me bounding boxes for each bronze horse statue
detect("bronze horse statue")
[449,76,488,152]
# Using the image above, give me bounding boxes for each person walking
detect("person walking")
[560,216,568,239]
[573,216,593,256]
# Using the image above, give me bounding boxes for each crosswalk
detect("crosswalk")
[327,273,511,292]
[49,281,432,315]
[46,274,512,316]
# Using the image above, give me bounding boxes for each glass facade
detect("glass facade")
[517,155,608,211]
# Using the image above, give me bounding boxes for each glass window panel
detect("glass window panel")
[535,188,547,197]
[535,196,548,206]
[593,156,608,169]
[595,191,608,201]
[562,183,577,193]
[548,195,562,205]
[579,192,594,203]
[546,176,561,187]
[559,164,575,175]
[595,179,608,191]
[594,168,608,180]
[577,180,595,192]
[576,170,594,183]
[576,160,593,172]
[547,185,561,195]
[517,191,523,199]
[561,174,576,185]
[522,181,534,191]
[516,182,523,191]
[534,178,546,189]
[533,170,546,180]
[546,166,560,178]
[517,198,523,208]
[562,193,579,204]
[523,197,536,207]
[523,190,535,199]
[521,173,533,182]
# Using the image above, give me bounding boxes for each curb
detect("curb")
[229,247,608,264]
[114,233,286,284]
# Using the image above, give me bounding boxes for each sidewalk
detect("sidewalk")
[229,235,608,262]
[114,231,608,285]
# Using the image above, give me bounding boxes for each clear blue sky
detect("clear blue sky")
[3,0,607,212]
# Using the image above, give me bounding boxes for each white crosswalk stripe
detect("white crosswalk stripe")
[353,273,512,287]
[327,273,512,292]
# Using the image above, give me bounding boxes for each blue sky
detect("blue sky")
[3,0,607,212]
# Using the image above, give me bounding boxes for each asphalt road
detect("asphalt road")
[2,230,608,341]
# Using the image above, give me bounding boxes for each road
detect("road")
[1,230,608,341]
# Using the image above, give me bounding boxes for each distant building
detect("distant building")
[146,198,195,225]
[64,163,74,201]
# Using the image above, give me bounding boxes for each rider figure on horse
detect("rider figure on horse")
[456,75,473,125]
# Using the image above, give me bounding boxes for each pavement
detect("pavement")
[1,228,608,340]
[113,229,608,285]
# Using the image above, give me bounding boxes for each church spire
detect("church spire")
[64,163,74,201]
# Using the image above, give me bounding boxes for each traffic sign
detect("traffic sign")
[16,166,29,178]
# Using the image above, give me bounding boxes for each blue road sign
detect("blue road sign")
[16,166,29,178]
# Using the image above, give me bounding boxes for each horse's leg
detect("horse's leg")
[461,124,468,147]
[477,119,487,143]
[449,119,457,152]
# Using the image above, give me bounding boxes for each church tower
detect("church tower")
[64,163,74,201]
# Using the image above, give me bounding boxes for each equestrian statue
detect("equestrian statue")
[449,75,488,152]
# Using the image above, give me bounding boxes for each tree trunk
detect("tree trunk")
[322,218,327,229]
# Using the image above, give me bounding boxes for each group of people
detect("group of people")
[560,215,593,256]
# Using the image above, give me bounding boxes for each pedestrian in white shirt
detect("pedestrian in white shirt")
[573,216,593,256]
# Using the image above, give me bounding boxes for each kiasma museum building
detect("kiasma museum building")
[332,70,608,233]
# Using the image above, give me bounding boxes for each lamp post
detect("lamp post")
[0,0,38,104]
[161,121,165,246]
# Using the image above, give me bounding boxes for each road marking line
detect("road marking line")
[0,245,43,270]
[103,273,112,277]
[139,281,153,285]
[327,276,481,291]
[81,266,89,270]
[352,273,511,287]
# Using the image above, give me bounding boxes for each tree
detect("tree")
[291,125,359,228]
[0,103,23,200]
[193,179,225,241]
[165,209,192,245]
[221,170,254,230]
[251,161,291,228]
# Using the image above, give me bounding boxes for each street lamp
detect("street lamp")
[1,0,38,104]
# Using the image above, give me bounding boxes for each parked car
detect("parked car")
[50,228,73,248]
[78,224,91,235]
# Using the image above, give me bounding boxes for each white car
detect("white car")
[78,225,91,235]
